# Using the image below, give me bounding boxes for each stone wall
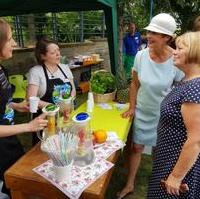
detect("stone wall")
[2,39,110,78]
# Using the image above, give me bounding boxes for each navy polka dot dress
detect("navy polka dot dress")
[147,78,200,199]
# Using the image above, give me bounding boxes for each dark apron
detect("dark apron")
[0,67,24,194]
[32,64,72,145]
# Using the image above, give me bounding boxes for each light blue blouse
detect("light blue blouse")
[132,48,184,146]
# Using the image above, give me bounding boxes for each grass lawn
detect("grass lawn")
[14,94,152,199]
[105,153,152,199]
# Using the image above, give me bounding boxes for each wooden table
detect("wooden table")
[5,102,132,199]
[70,61,103,84]
[5,143,119,199]
[69,61,103,71]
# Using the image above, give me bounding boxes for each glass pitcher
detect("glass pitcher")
[57,97,73,128]
[72,112,95,167]
[37,104,60,141]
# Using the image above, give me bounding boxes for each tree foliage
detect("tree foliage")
[116,0,150,89]
[168,0,200,33]
[116,0,200,88]
[118,0,200,34]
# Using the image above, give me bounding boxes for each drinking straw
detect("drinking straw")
[42,142,63,166]
[42,132,76,166]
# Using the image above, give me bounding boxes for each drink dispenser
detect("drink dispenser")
[41,104,60,136]
[58,97,73,125]
[72,112,95,167]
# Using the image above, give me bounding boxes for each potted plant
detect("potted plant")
[90,70,117,103]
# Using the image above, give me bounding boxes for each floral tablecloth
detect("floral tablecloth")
[33,132,125,199]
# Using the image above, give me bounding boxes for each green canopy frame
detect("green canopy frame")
[0,0,118,74]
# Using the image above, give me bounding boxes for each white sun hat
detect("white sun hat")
[144,13,176,36]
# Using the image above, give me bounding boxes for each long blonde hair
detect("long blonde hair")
[176,32,200,64]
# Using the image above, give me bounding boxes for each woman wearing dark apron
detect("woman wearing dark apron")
[0,66,24,194]
[0,19,47,195]
[27,38,76,145]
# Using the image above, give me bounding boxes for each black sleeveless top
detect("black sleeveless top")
[0,66,24,183]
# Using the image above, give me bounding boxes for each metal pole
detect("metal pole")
[150,0,154,21]
[14,16,20,46]
[52,13,58,41]
[14,16,24,47]
[102,12,105,38]
[19,17,24,47]
[80,11,84,42]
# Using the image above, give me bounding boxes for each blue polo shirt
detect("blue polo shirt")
[123,32,141,56]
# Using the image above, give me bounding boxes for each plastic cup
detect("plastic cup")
[87,99,93,113]
[29,96,39,113]
[88,92,94,101]
[88,92,94,108]
[54,162,72,182]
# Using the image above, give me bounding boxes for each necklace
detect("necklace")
[46,66,57,78]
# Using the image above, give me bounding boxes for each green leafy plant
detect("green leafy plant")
[90,70,116,94]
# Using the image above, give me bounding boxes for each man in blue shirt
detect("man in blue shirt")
[123,22,141,79]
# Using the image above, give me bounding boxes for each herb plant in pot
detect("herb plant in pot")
[90,70,117,103]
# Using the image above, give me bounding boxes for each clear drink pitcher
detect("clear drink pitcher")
[72,112,95,167]
[38,104,60,141]
[58,97,73,126]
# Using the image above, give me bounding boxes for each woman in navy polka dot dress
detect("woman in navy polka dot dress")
[147,31,200,198]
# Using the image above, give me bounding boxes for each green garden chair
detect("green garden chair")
[9,74,26,100]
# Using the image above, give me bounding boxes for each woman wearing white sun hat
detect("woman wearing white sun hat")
[117,13,185,199]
